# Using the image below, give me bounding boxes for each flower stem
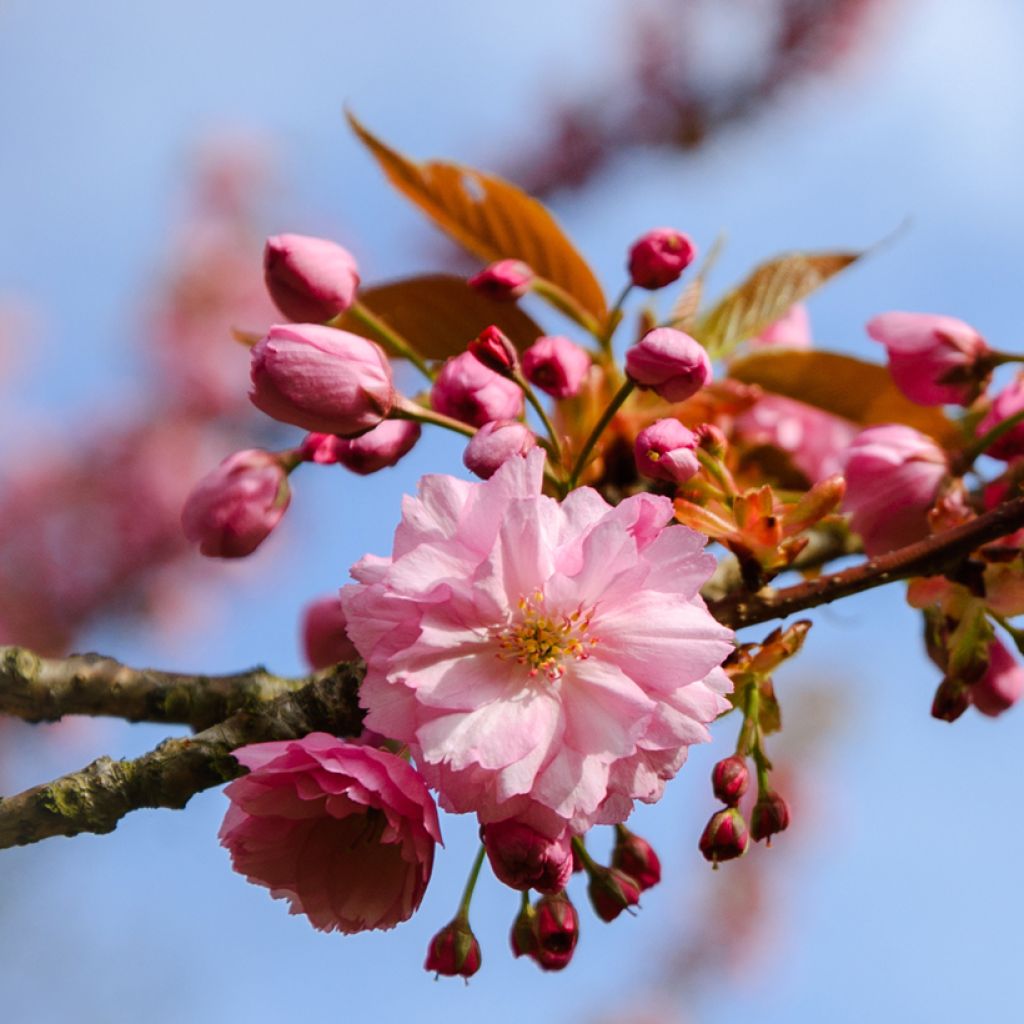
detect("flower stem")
[992,612,1024,658]
[598,282,633,360]
[392,395,476,439]
[567,379,635,489]
[457,844,488,920]
[961,406,1024,467]
[515,371,564,468]
[570,835,598,874]
[531,279,604,339]
[344,302,435,382]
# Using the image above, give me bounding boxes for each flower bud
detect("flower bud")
[424,917,482,979]
[867,312,990,407]
[695,423,728,458]
[711,755,750,807]
[468,259,534,301]
[469,325,519,375]
[463,420,537,480]
[531,892,579,971]
[842,425,948,556]
[932,676,970,722]
[976,376,1024,461]
[628,228,697,290]
[749,791,791,845]
[521,335,592,399]
[431,351,524,427]
[586,865,642,922]
[699,807,749,865]
[510,900,539,958]
[182,449,289,559]
[625,328,712,403]
[634,418,699,485]
[299,432,342,464]
[264,233,360,322]
[970,638,1024,717]
[300,594,359,670]
[482,821,573,895]
[333,419,421,475]
[250,324,394,436]
[611,827,661,891]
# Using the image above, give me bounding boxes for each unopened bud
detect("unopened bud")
[263,233,360,323]
[699,807,749,865]
[932,676,970,722]
[425,917,482,979]
[300,594,359,670]
[711,755,750,807]
[333,419,421,475]
[531,892,579,971]
[521,335,592,399]
[586,865,642,922]
[634,418,699,485]
[970,639,1024,717]
[469,325,519,375]
[611,827,661,891]
[695,423,728,458]
[463,420,538,480]
[628,228,697,290]
[510,901,539,959]
[481,821,573,895]
[750,791,791,845]
[299,432,342,464]
[431,351,524,427]
[625,328,712,403]
[468,259,534,301]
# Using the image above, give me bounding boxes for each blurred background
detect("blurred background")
[1,1,1022,1021]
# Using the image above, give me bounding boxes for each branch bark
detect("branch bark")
[711,496,1024,630]
[0,663,364,849]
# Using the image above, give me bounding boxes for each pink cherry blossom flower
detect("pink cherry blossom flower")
[341,450,734,839]
[220,734,441,933]
[300,594,359,669]
[749,304,812,349]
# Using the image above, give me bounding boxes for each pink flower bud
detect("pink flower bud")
[299,432,342,464]
[611,827,661,891]
[468,260,534,301]
[842,425,948,556]
[696,422,728,458]
[628,228,697,290]
[531,892,579,971]
[976,376,1024,461]
[699,807,749,864]
[250,324,394,436]
[333,419,421,475]
[711,755,750,807]
[634,418,699,484]
[300,594,359,670]
[482,820,573,894]
[521,335,592,399]
[971,639,1024,717]
[431,350,524,427]
[750,791,791,845]
[751,304,812,349]
[586,865,642,922]
[510,901,539,958]
[425,918,482,978]
[463,420,538,480]
[932,677,970,722]
[469,324,519,375]
[182,449,289,559]
[867,312,991,407]
[264,233,360,322]
[625,328,712,403]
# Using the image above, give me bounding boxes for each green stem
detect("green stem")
[992,613,1024,658]
[457,844,488,920]
[515,371,564,468]
[986,350,1024,368]
[344,302,435,381]
[567,379,635,489]
[531,279,603,339]
[392,396,475,439]
[571,835,598,874]
[598,282,633,359]
[962,406,1024,467]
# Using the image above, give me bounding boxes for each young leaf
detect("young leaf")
[337,275,543,361]
[695,250,860,358]
[347,112,607,327]
[729,349,958,445]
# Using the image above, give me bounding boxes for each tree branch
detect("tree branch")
[711,496,1024,630]
[0,663,364,849]
[0,648,309,732]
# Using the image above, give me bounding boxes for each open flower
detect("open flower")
[219,735,441,933]
[341,450,733,839]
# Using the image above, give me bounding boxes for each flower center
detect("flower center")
[496,592,597,680]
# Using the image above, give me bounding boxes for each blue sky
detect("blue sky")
[1,2,1023,1022]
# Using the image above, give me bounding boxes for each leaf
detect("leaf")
[347,112,607,326]
[669,232,725,329]
[337,274,543,361]
[694,250,860,358]
[729,349,958,445]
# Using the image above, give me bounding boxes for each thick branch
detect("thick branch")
[711,496,1024,630]
[0,663,364,849]
[0,648,309,731]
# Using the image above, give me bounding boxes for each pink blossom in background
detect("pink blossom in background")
[334,419,421,475]
[263,233,360,323]
[430,350,525,427]
[976,375,1024,461]
[220,735,441,933]
[971,639,1024,717]
[842,424,948,556]
[735,394,858,483]
[468,260,534,301]
[867,311,990,407]
[301,594,359,670]
[249,324,394,435]
[341,450,733,840]
[750,304,812,349]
